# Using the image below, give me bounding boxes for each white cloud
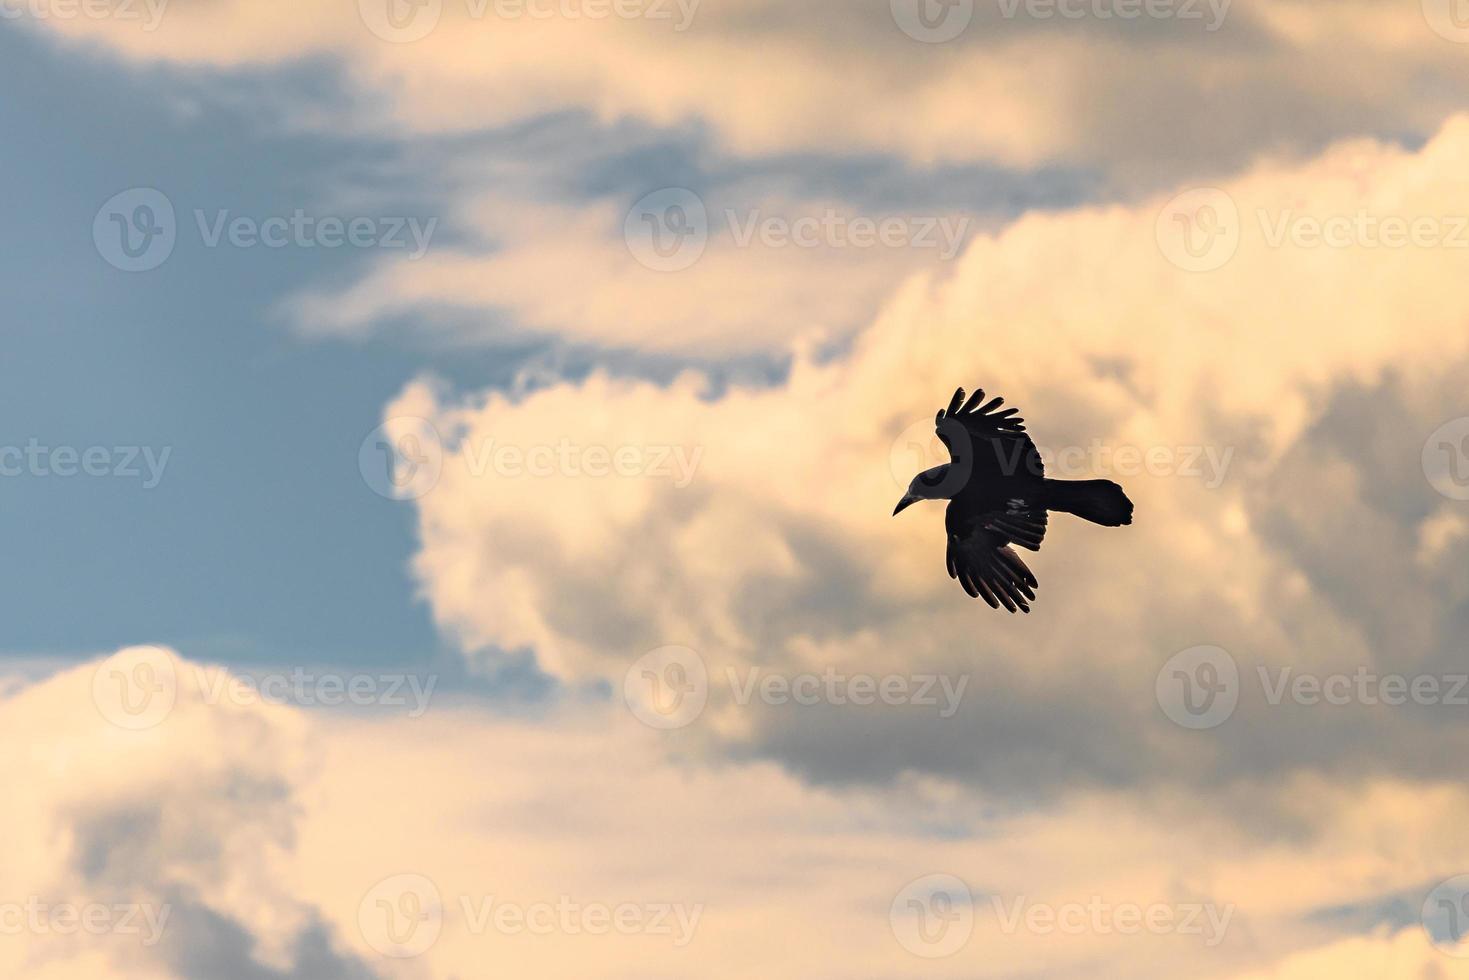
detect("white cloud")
[391,116,1469,798]
[6,649,1469,978]
[22,0,1469,177]
[286,191,974,354]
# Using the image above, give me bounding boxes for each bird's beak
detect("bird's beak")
[893,494,919,516]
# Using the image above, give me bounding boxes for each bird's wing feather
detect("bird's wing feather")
[945,529,1041,613]
[935,387,1043,480]
[945,497,1047,613]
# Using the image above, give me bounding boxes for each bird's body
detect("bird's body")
[893,387,1133,613]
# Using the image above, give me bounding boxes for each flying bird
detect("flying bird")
[893,387,1134,613]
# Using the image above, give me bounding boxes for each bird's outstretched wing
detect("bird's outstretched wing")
[945,513,1043,613]
[935,387,1043,482]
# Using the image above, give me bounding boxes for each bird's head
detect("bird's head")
[893,464,955,516]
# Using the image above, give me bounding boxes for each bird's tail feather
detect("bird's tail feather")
[1043,479,1134,527]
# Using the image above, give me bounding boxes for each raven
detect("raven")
[893,387,1134,613]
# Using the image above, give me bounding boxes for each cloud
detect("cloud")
[0,647,381,979]
[285,190,976,355]
[6,648,1469,978]
[1226,928,1469,980]
[388,116,1469,807]
[45,0,1469,355]
[22,0,1469,180]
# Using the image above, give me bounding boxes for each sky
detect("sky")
[4,0,1469,976]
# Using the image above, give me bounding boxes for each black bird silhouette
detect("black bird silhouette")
[893,387,1134,613]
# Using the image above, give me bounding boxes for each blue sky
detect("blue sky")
[0,20,1100,672]
[2,27,477,669]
